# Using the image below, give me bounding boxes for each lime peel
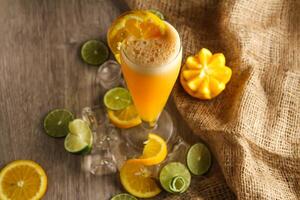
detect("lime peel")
[81,40,109,65]
[43,109,74,137]
[186,142,212,175]
[169,176,186,193]
[159,162,191,194]
[64,119,93,154]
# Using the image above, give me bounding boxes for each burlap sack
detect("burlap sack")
[124,0,300,199]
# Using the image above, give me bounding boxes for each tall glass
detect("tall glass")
[120,22,182,149]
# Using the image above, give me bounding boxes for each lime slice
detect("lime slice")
[81,40,109,65]
[110,193,137,200]
[64,119,93,154]
[148,9,165,20]
[43,109,74,137]
[187,142,212,175]
[104,87,132,110]
[159,162,191,193]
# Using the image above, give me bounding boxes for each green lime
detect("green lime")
[110,193,137,200]
[187,142,212,175]
[159,162,191,193]
[103,87,132,110]
[169,176,186,193]
[43,109,74,137]
[81,40,109,65]
[64,119,93,154]
[148,9,165,20]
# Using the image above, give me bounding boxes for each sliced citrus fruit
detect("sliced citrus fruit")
[104,87,132,110]
[120,160,161,198]
[107,10,166,62]
[110,193,137,200]
[130,133,167,166]
[169,176,186,193]
[64,119,93,154]
[108,104,141,129]
[0,160,47,200]
[81,40,109,65]
[180,48,232,99]
[159,162,191,194]
[43,109,74,137]
[187,142,212,175]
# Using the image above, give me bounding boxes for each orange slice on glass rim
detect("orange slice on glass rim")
[107,10,166,63]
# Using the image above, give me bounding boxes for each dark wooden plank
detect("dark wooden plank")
[0,1,128,199]
[0,0,195,199]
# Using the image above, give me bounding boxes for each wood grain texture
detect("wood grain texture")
[0,0,197,199]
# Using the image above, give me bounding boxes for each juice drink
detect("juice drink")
[120,22,182,123]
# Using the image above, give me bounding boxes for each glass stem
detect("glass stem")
[141,120,157,131]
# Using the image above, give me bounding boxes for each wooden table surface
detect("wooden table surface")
[0,0,196,199]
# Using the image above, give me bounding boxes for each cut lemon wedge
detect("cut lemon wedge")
[180,48,232,99]
[130,133,167,166]
[108,104,141,129]
[107,10,166,63]
[120,160,161,198]
[0,160,47,200]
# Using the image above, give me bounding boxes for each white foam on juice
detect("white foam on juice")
[121,21,181,74]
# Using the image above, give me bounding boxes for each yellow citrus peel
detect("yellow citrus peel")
[180,48,232,99]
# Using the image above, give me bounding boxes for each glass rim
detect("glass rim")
[120,21,182,70]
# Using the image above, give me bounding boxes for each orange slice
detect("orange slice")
[108,104,141,129]
[130,133,167,166]
[180,48,232,99]
[0,160,48,200]
[120,159,161,198]
[107,10,166,63]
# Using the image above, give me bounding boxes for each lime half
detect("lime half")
[159,162,191,193]
[104,87,132,110]
[110,193,137,200]
[81,40,109,65]
[43,109,74,137]
[148,9,165,20]
[187,143,212,175]
[64,119,93,154]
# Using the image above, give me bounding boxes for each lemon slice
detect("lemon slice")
[107,10,166,62]
[0,160,47,200]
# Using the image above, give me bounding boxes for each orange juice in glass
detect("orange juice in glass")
[120,21,182,147]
